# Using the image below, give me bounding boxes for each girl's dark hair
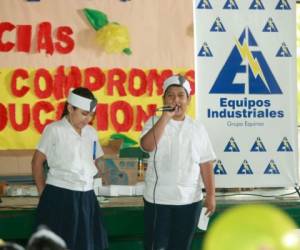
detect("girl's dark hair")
[61,87,96,119]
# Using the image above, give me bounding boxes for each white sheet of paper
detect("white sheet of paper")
[198,207,210,231]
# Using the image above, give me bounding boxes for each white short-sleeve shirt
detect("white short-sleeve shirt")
[141,115,216,205]
[37,117,103,191]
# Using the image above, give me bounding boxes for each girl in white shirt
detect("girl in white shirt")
[141,75,216,250]
[32,87,108,250]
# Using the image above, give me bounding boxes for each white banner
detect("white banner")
[194,0,298,187]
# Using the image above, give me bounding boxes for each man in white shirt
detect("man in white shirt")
[140,75,216,250]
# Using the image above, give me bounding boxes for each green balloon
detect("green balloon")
[203,204,300,250]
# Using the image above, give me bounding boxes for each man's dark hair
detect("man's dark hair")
[27,226,68,250]
[27,237,67,250]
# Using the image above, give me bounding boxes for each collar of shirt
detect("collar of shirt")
[62,117,88,137]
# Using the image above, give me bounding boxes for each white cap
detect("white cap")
[28,228,67,248]
[163,75,191,95]
[67,89,97,112]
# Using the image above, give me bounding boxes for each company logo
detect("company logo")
[223,0,239,9]
[250,137,267,152]
[210,17,226,32]
[264,160,280,174]
[224,137,240,152]
[249,0,265,10]
[275,0,291,10]
[262,18,278,32]
[237,160,254,175]
[276,42,292,57]
[209,27,282,94]
[214,160,227,175]
[277,137,293,152]
[197,0,213,9]
[198,42,213,57]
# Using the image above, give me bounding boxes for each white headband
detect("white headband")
[28,228,67,248]
[67,90,97,112]
[163,75,191,95]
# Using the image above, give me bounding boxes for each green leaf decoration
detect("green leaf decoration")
[110,133,137,149]
[83,8,109,31]
[120,147,149,159]
[123,48,132,55]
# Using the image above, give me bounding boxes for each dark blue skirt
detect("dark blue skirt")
[36,184,108,250]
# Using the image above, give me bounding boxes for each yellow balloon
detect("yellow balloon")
[203,204,300,250]
[96,23,130,54]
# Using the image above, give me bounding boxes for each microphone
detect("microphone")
[156,106,176,112]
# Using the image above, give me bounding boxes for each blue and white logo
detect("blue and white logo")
[197,0,213,9]
[224,137,240,152]
[264,160,280,174]
[210,17,226,32]
[275,0,291,10]
[277,137,293,152]
[249,0,265,10]
[276,42,292,57]
[262,18,278,32]
[214,160,227,175]
[223,0,239,9]
[237,160,254,175]
[198,42,213,57]
[250,137,266,152]
[209,27,282,94]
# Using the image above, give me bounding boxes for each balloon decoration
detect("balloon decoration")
[203,204,300,250]
[83,8,131,55]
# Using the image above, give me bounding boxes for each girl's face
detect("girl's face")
[67,105,94,133]
[163,86,191,120]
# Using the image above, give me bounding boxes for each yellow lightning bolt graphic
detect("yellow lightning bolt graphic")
[230,138,237,150]
[203,0,209,7]
[229,0,235,8]
[283,138,290,150]
[235,38,269,91]
[270,161,276,170]
[267,18,275,30]
[282,0,288,8]
[256,0,262,8]
[243,161,251,171]
[203,43,210,55]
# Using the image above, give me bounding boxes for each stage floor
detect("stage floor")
[1,189,300,250]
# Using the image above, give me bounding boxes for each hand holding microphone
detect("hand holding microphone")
[156,105,179,113]
[156,106,176,112]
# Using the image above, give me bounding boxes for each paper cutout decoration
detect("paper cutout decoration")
[83,8,132,55]
[110,133,137,149]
